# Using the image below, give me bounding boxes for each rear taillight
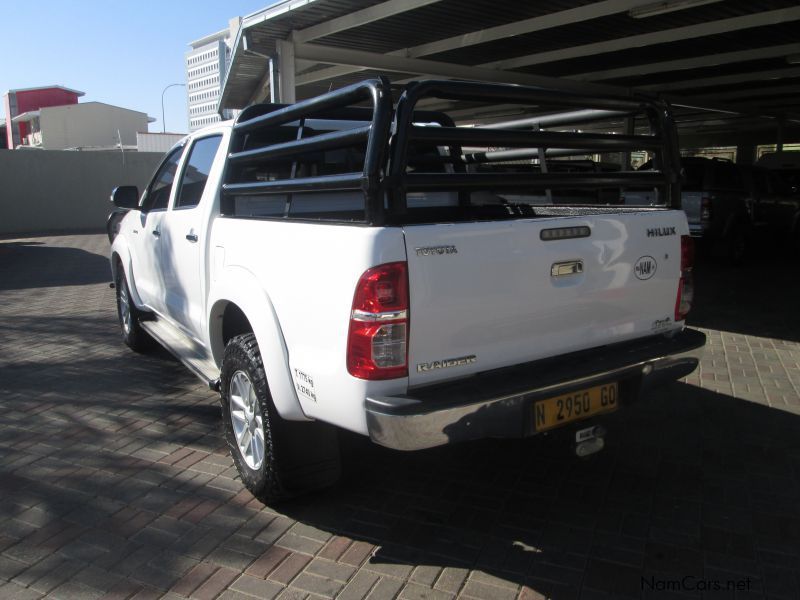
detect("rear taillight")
[675,235,694,321]
[347,262,409,380]
[700,194,712,228]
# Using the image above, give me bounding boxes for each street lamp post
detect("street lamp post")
[161,83,186,133]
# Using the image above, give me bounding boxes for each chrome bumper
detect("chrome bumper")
[365,328,705,451]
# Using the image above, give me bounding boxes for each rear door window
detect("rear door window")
[142,147,184,211]
[175,135,223,209]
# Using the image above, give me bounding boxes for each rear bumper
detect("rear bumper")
[365,328,705,450]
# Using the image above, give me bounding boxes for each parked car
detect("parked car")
[108,79,704,501]
[630,157,751,264]
[748,152,800,247]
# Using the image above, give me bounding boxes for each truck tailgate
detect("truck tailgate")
[403,210,687,386]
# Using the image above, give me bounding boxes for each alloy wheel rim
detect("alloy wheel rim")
[118,282,132,334]
[229,370,265,470]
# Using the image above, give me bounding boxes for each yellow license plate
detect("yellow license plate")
[534,382,618,432]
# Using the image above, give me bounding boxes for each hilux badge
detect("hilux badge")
[634,256,657,280]
[647,226,676,237]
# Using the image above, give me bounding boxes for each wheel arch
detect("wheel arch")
[110,238,145,308]
[208,270,307,421]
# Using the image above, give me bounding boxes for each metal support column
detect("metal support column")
[623,117,634,169]
[276,39,296,104]
[776,119,785,151]
[268,59,279,103]
[735,144,756,165]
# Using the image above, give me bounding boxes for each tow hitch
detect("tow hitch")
[575,425,606,457]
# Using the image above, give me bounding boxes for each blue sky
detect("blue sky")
[0,1,275,134]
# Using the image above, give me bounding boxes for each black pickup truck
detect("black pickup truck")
[633,157,751,263]
[744,153,800,248]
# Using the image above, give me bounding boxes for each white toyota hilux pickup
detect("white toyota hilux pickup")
[109,79,705,501]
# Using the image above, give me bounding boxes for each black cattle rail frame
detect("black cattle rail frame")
[221,76,682,226]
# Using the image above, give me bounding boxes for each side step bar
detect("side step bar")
[140,319,221,391]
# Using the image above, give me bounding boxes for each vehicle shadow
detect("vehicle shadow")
[689,238,800,342]
[1,346,798,597]
[281,381,799,598]
[0,242,111,290]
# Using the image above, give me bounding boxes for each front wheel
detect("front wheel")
[115,266,152,352]
[220,333,340,503]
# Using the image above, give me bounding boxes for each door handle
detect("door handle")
[186,233,198,242]
[551,259,583,277]
[151,229,161,237]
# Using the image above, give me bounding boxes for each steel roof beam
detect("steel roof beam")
[292,0,445,43]
[481,6,800,70]
[567,43,800,83]
[294,0,656,86]
[643,66,800,92]
[292,42,628,96]
[681,83,800,102]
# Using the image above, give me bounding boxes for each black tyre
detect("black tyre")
[115,266,152,352]
[220,333,341,503]
[726,224,748,266]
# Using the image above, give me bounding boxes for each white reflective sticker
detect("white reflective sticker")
[293,368,317,402]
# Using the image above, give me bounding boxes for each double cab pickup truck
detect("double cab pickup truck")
[109,79,705,501]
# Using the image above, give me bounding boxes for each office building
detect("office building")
[4,85,84,149]
[186,18,240,132]
[11,102,154,150]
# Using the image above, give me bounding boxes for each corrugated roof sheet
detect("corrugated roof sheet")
[220,0,800,137]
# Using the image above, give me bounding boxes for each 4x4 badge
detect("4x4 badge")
[634,256,657,280]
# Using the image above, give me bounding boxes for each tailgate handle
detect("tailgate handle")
[551,260,583,277]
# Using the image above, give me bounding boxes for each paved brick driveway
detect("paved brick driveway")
[1,233,799,600]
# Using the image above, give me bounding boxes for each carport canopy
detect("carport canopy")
[218,0,800,153]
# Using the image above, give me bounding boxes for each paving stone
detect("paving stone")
[337,571,380,600]
[274,587,309,600]
[409,566,441,587]
[0,555,29,581]
[460,580,518,600]
[363,559,414,580]
[274,533,325,556]
[305,557,356,583]
[49,580,105,600]
[73,564,124,593]
[318,536,352,561]
[230,574,284,599]
[246,546,291,579]
[170,562,218,597]
[217,590,262,600]
[206,547,256,571]
[0,580,44,600]
[365,576,404,600]
[192,566,240,600]
[399,582,454,600]
[433,568,469,594]
[290,572,346,598]
[267,553,312,585]
[340,542,375,568]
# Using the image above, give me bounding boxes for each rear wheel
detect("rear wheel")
[220,333,341,503]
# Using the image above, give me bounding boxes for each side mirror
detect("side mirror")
[110,186,140,210]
